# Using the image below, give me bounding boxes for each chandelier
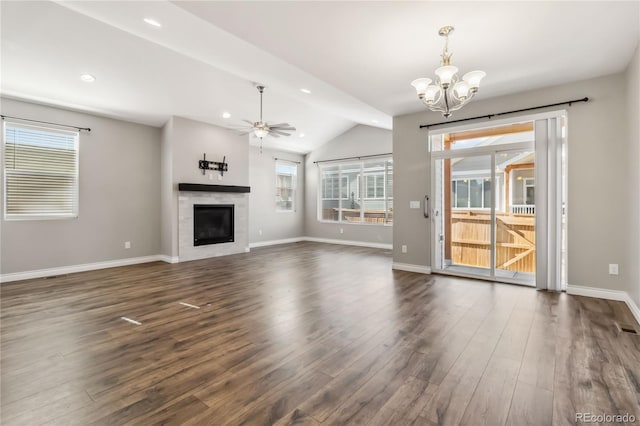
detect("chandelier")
[411,26,486,118]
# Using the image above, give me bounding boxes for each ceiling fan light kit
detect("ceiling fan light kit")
[411,26,486,118]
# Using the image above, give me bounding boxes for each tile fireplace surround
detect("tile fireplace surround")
[177,184,250,262]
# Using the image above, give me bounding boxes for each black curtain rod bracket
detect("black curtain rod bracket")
[419,97,589,129]
[273,157,301,164]
[1,114,91,132]
[313,152,392,165]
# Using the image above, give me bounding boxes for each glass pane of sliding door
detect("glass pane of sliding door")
[494,149,536,284]
[434,155,492,278]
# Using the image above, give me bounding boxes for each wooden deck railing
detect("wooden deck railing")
[322,208,392,224]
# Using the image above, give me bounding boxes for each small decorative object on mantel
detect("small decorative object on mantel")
[198,153,228,176]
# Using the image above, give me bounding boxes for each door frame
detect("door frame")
[428,110,567,287]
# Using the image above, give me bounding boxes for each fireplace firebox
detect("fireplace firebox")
[193,204,234,246]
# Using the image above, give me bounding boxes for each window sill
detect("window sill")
[4,214,79,221]
[317,219,392,227]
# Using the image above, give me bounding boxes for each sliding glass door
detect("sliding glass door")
[430,121,539,286]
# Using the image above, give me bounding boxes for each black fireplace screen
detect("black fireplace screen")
[193,204,234,246]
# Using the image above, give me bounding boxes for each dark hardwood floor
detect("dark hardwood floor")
[1,242,639,425]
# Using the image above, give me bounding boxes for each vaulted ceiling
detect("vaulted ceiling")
[2,1,638,153]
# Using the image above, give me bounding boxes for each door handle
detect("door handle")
[424,195,430,218]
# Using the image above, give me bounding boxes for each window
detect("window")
[524,178,535,205]
[318,158,392,225]
[275,161,297,211]
[451,178,490,209]
[4,122,79,219]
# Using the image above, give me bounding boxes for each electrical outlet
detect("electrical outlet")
[208,173,214,180]
[340,228,344,234]
[401,245,407,253]
[609,264,619,275]
[124,241,131,249]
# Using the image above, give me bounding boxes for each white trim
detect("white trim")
[303,237,392,250]
[158,255,179,264]
[392,263,432,274]
[0,238,395,283]
[249,237,304,248]
[428,109,568,137]
[0,255,164,283]
[567,284,640,326]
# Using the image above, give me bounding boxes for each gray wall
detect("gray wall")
[1,98,161,273]
[305,124,393,245]
[161,116,250,257]
[393,72,634,295]
[626,45,639,307]
[249,146,304,244]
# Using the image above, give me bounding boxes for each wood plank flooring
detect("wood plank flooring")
[1,242,639,425]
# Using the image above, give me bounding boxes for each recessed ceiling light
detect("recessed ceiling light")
[299,133,305,138]
[80,74,95,83]
[143,18,162,28]
[300,88,311,94]
[222,112,231,119]
[371,119,379,124]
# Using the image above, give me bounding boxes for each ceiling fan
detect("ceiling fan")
[237,85,296,149]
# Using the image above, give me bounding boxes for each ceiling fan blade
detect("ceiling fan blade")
[237,131,253,136]
[271,126,296,131]
[270,130,291,136]
[266,122,290,128]
[241,119,255,126]
[267,132,281,138]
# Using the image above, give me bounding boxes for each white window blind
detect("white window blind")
[4,122,79,219]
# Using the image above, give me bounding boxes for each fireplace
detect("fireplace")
[193,204,234,246]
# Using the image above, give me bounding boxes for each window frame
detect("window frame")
[317,156,393,226]
[3,121,80,221]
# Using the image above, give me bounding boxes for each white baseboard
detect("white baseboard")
[157,255,179,264]
[303,237,392,250]
[0,255,165,283]
[392,262,432,274]
[567,284,640,326]
[249,237,304,249]
[0,238,393,283]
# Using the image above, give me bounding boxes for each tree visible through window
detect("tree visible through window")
[4,122,79,219]
[275,161,297,211]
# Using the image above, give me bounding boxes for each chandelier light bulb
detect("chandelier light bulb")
[453,81,470,100]
[424,85,441,105]
[411,78,432,97]
[435,65,458,88]
[462,70,486,92]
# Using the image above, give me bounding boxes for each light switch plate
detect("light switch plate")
[410,200,420,209]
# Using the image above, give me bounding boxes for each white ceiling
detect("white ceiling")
[1,1,639,153]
